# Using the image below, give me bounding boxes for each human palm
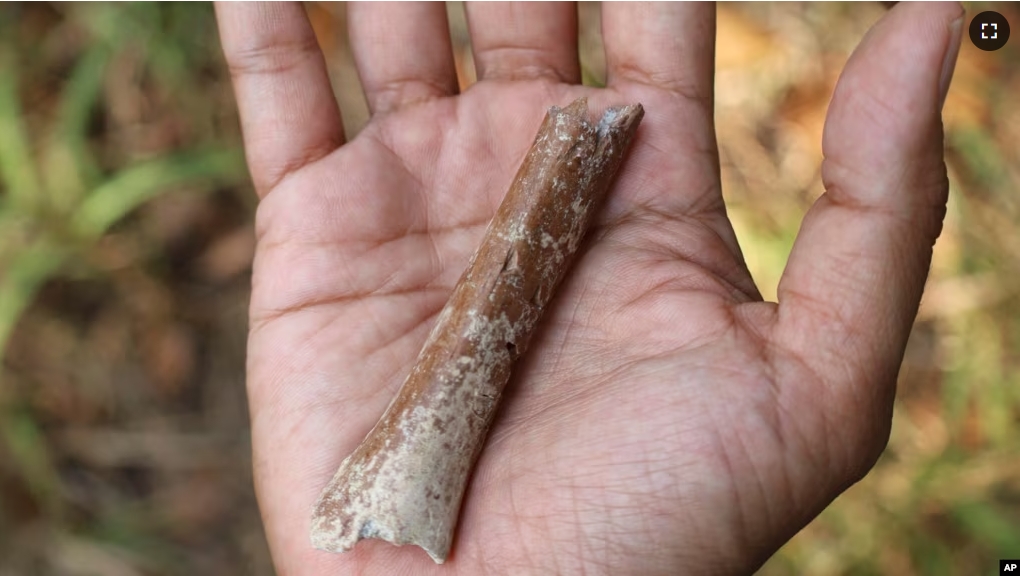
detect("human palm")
[217,3,963,575]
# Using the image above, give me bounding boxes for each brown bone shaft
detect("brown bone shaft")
[311,98,643,563]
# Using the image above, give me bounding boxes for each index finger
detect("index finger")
[215,2,345,197]
[602,2,715,104]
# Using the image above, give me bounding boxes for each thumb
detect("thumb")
[773,3,964,429]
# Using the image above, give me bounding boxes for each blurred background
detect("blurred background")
[0,2,1016,574]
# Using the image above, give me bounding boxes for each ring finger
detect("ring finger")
[466,1,580,83]
[348,2,460,115]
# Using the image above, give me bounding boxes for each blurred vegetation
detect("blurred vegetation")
[0,2,1017,575]
[0,3,262,574]
[712,3,1020,575]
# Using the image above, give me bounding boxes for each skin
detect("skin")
[214,2,964,575]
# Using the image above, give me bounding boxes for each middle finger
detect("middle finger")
[466,2,581,83]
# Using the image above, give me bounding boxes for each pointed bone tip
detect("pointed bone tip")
[558,96,589,118]
[595,103,644,139]
[310,534,355,556]
[424,547,449,564]
[310,515,450,564]
[598,103,644,127]
[309,517,357,554]
[548,98,643,135]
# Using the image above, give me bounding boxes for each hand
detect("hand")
[215,3,963,574]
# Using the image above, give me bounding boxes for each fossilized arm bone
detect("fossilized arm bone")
[310,98,643,563]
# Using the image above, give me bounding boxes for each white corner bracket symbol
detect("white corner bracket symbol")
[982,22,998,39]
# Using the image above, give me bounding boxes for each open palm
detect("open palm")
[216,3,962,575]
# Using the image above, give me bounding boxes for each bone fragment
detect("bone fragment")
[310,98,643,563]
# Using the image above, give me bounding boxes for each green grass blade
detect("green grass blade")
[0,406,64,518]
[0,51,42,210]
[42,44,110,207]
[951,500,1020,557]
[71,148,245,239]
[0,241,67,358]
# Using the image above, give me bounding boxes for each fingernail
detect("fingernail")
[939,14,964,109]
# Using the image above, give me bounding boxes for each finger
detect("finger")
[602,2,715,104]
[215,2,344,198]
[774,3,964,392]
[465,2,580,83]
[599,3,752,288]
[600,3,722,216]
[600,2,719,211]
[347,2,459,115]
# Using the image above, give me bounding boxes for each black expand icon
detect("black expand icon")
[969,11,1010,51]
